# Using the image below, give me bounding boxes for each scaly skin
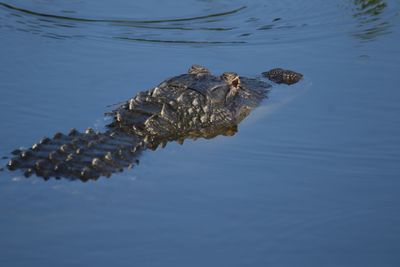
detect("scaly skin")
[5,65,302,181]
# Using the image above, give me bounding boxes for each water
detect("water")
[0,0,399,266]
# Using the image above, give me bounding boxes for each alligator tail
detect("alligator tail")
[6,128,144,181]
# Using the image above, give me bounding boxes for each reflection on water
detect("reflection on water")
[0,0,397,44]
[354,0,387,16]
[352,0,392,40]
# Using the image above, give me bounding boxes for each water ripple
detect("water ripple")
[114,36,246,45]
[0,2,246,24]
[0,0,398,45]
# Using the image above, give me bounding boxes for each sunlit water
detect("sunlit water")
[0,0,399,266]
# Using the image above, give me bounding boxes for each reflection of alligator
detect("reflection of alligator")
[5,65,302,181]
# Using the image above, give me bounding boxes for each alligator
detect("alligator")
[4,65,302,181]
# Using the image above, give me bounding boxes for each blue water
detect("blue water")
[0,0,400,266]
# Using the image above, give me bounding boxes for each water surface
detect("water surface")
[0,0,400,266]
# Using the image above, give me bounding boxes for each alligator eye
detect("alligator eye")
[231,76,240,88]
[188,65,210,75]
[222,72,241,89]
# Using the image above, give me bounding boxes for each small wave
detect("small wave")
[0,2,246,24]
[114,36,246,45]
[0,1,397,45]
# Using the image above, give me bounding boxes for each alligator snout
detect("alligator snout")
[263,68,303,85]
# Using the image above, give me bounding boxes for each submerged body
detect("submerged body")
[6,65,302,181]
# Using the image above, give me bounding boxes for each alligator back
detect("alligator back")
[7,128,144,180]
